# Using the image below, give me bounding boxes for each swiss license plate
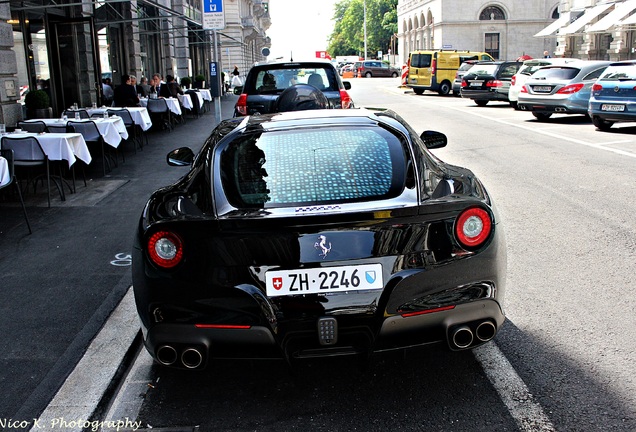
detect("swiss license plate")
[470,81,483,87]
[601,104,625,112]
[533,86,552,93]
[266,263,383,297]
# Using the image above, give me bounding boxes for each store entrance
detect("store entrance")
[49,18,102,114]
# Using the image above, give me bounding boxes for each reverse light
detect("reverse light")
[486,80,503,88]
[148,231,184,268]
[557,83,584,94]
[455,207,493,249]
[235,93,248,115]
[339,89,353,109]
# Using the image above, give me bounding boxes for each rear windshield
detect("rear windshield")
[531,67,579,80]
[220,126,405,208]
[599,65,636,81]
[466,64,499,75]
[251,66,338,94]
[411,53,432,68]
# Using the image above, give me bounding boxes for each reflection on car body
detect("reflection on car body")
[589,60,636,130]
[132,108,507,370]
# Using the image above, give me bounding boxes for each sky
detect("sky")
[266,0,339,61]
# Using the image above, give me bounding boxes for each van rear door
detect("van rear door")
[409,52,433,87]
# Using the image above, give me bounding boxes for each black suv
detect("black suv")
[460,61,523,106]
[234,61,354,116]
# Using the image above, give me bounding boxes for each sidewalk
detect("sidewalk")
[0,94,239,425]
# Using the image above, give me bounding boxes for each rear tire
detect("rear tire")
[532,112,552,121]
[413,88,424,95]
[510,101,519,110]
[592,116,614,131]
[475,100,488,107]
[438,81,451,96]
[365,72,372,78]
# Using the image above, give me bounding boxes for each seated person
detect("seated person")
[258,73,277,92]
[165,75,183,98]
[113,74,140,107]
[307,73,325,90]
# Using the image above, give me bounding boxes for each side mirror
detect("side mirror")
[167,147,195,166]
[343,81,351,90]
[420,130,447,149]
[233,86,243,95]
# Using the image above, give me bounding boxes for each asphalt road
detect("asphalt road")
[4,79,636,431]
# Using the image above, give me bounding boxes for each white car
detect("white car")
[509,58,578,109]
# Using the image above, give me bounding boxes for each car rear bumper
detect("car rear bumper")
[142,298,505,368]
[460,89,510,101]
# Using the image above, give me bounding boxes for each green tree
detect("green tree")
[327,0,398,59]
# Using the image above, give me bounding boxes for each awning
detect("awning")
[534,13,571,37]
[618,9,636,25]
[587,0,636,32]
[561,2,615,35]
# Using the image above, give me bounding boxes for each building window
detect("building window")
[485,33,500,59]
[480,6,506,21]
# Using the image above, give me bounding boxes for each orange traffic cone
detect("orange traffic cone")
[357,70,361,78]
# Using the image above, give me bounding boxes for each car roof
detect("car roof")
[251,60,337,69]
[238,108,401,132]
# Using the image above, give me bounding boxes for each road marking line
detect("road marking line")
[474,343,556,432]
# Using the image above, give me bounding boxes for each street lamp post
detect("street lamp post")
[364,0,367,60]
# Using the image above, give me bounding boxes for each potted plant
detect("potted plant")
[180,76,192,89]
[24,89,52,119]
[194,74,206,89]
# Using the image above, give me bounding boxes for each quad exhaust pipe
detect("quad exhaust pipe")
[156,345,204,369]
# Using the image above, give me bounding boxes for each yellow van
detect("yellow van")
[408,50,494,95]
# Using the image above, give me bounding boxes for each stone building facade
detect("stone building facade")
[397,0,560,64]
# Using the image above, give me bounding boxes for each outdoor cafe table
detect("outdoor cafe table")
[4,131,91,167]
[0,156,9,187]
[198,89,212,102]
[25,117,128,148]
[177,93,194,111]
[139,97,182,116]
[87,107,153,131]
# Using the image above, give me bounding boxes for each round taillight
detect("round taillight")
[455,207,492,249]
[148,231,184,268]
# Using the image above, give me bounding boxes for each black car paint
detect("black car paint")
[132,110,506,368]
[460,61,522,105]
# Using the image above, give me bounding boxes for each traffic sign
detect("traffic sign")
[202,0,225,29]
[202,0,223,13]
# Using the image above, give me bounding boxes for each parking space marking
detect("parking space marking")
[474,343,556,432]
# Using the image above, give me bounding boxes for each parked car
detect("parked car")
[460,61,523,106]
[509,58,579,109]
[452,60,479,96]
[132,108,507,370]
[233,60,353,116]
[408,50,494,96]
[353,60,400,78]
[517,60,611,121]
[588,60,636,130]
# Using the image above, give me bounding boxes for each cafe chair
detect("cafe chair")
[46,124,86,191]
[18,120,47,133]
[63,109,89,119]
[1,135,65,207]
[185,90,202,118]
[68,120,116,177]
[0,149,32,234]
[108,108,144,153]
[146,98,173,132]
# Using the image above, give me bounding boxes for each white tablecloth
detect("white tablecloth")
[6,132,91,167]
[139,97,182,116]
[0,156,9,187]
[28,118,128,148]
[198,89,212,102]
[86,107,153,131]
[177,94,193,110]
